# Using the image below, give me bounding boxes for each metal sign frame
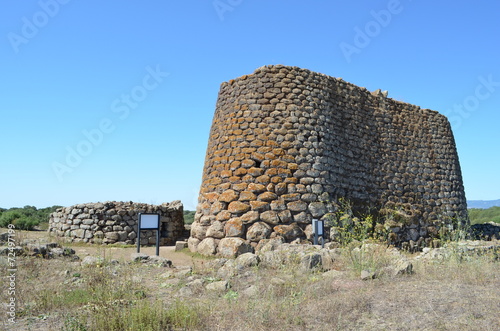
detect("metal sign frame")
[137,213,160,256]
[312,218,325,247]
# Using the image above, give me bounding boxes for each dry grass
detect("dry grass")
[1,236,499,331]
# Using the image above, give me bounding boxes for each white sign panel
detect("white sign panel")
[312,219,324,236]
[139,214,159,229]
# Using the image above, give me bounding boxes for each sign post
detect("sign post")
[137,213,161,256]
[312,218,324,248]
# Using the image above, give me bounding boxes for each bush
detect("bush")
[0,205,61,230]
[14,217,40,230]
[0,211,40,230]
[183,210,196,224]
[324,198,377,246]
[469,206,500,225]
[0,210,23,228]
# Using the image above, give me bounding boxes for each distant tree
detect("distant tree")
[469,206,500,225]
[0,205,62,230]
[183,210,196,224]
[0,209,32,230]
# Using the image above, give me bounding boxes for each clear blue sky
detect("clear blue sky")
[1,0,499,210]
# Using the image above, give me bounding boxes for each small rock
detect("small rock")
[391,259,413,276]
[0,256,7,266]
[258,250,286,269]
[361,270,375,281]
[178,286,193,297]
[322,270,345,279]
[247,222,272,242]
[197,238,217,256]
[63,248,76,256]
[242,285,259,297]
[148,256,172,267]
[0,233,9,243]
[319,249,338,270]
[175,267,192,278]
[187,279,205,288]
[206,280,229,291]
[187,237,200,252]
[131,253,149,262]
[175,241,188,251]
[301,252,322,270]
[27,244,48,256]
[255,238,284,252]
[208,258,228,270]
[270,277,286,286]
[46,242,60,249]
[218,237,253,258]
[81,256,103,266]
[50,247,65,257]
[234,253,260,269]
[159,271,175,279]
[217,260,238,280]
[160,278,181,287]
[273,223,305,242]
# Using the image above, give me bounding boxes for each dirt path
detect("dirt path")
[17,230,198,267]
[74,245,197,267]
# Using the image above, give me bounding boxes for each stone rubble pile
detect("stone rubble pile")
[0,236,78,260]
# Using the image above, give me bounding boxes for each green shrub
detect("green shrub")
[325,198,376,245]
[14,216,40,230]
[183,210,196,224]
[469,206,500,225]
[0,210,23,227]
[0,205,61,230]
[0,211,40,230]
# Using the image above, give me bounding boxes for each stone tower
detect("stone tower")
[189,65,467,256]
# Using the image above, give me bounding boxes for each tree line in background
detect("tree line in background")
[0,205,61,230]
[0,206,498,231]
[183,210,196,225]
[469,206,500,225]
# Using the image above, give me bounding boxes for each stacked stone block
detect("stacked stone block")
[189,65,468,255]
[48,201,184,245]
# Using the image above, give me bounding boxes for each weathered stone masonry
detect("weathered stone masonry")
[48,201,184,245]
[189,65,467,255]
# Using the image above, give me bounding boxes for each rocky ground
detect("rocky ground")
[1,231,499,330]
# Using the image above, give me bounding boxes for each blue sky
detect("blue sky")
[1,0,499,210]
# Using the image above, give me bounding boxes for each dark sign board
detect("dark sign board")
[137,213,160,256]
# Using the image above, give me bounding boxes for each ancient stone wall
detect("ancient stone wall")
[48,201,184,245]
[189,65,468,256]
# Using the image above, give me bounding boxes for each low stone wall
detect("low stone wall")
[48,201,184,245]
[471,222,500,240]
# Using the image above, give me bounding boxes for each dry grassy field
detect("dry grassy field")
[1,231,499,331]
